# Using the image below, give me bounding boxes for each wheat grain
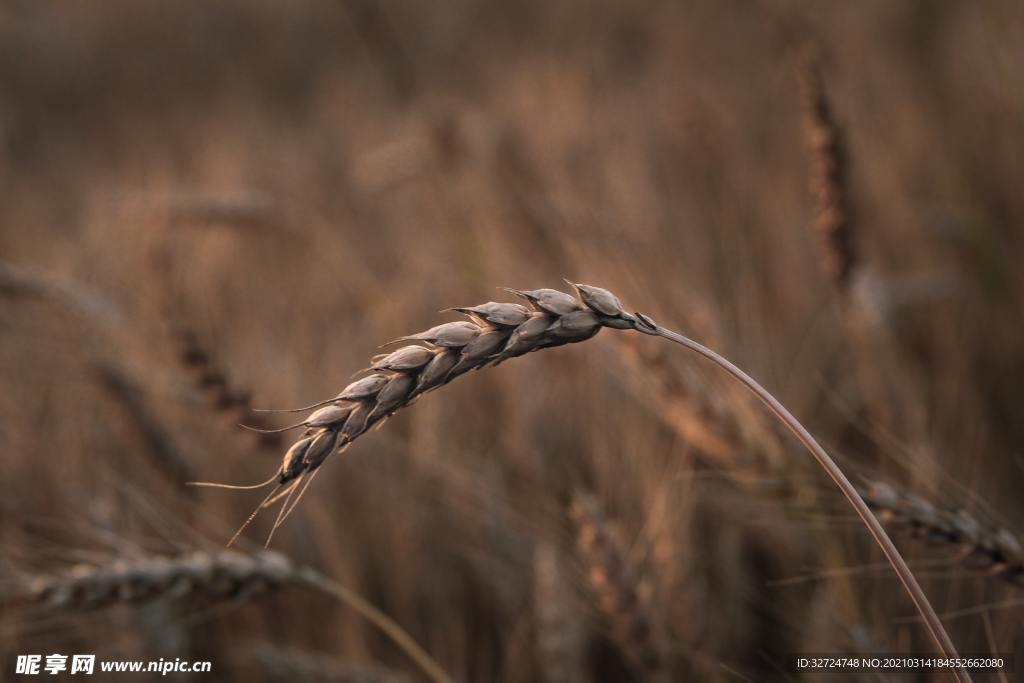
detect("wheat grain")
[863,481,1024,589]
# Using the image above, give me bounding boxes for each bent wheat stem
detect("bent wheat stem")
[296,569,454,683]
[632,314,968,682]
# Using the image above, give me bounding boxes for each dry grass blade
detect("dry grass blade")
[12,551,453,683]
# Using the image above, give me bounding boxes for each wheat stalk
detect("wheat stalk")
[863,481,1024,589]
[14,550,453,683]
[569,492,664,680]
[92,357,199,491]
[533,540,586,683]
[194,281,966,680]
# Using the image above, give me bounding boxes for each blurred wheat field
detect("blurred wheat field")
[1,1,1022,681]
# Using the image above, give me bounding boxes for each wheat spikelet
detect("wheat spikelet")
[798,47,857,293]
[863,481,1024,589]
[569,492,665,680]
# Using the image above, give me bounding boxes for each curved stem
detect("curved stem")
[298,568,456,683]
[644,324,970,683]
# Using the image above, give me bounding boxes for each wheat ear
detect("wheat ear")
[16,551,452,683]
[224,284,637,544]
[570,492,664,680]
[863,481,1024,589]
[173,328,281,448]
[211,282,965,679]
[798,47,856,293]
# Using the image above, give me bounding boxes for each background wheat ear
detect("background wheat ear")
[21,550,295,610]
[569,491,666,682]
[12,551,454,683]
[863,481,1024,589]
[797,44,857,295]
[533,539,587,683]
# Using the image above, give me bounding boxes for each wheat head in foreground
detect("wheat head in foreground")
[191,282,968,680]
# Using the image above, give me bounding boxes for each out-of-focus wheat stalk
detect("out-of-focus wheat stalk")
[92,357,199,491]
[162,190,280,230]
[863,481,1024,589]
[13,550,453,683]
[0,259,123,326]
[533,540,586,683]
[569,492,665,681]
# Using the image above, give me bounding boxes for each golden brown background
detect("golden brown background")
[1,1,1022,681]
